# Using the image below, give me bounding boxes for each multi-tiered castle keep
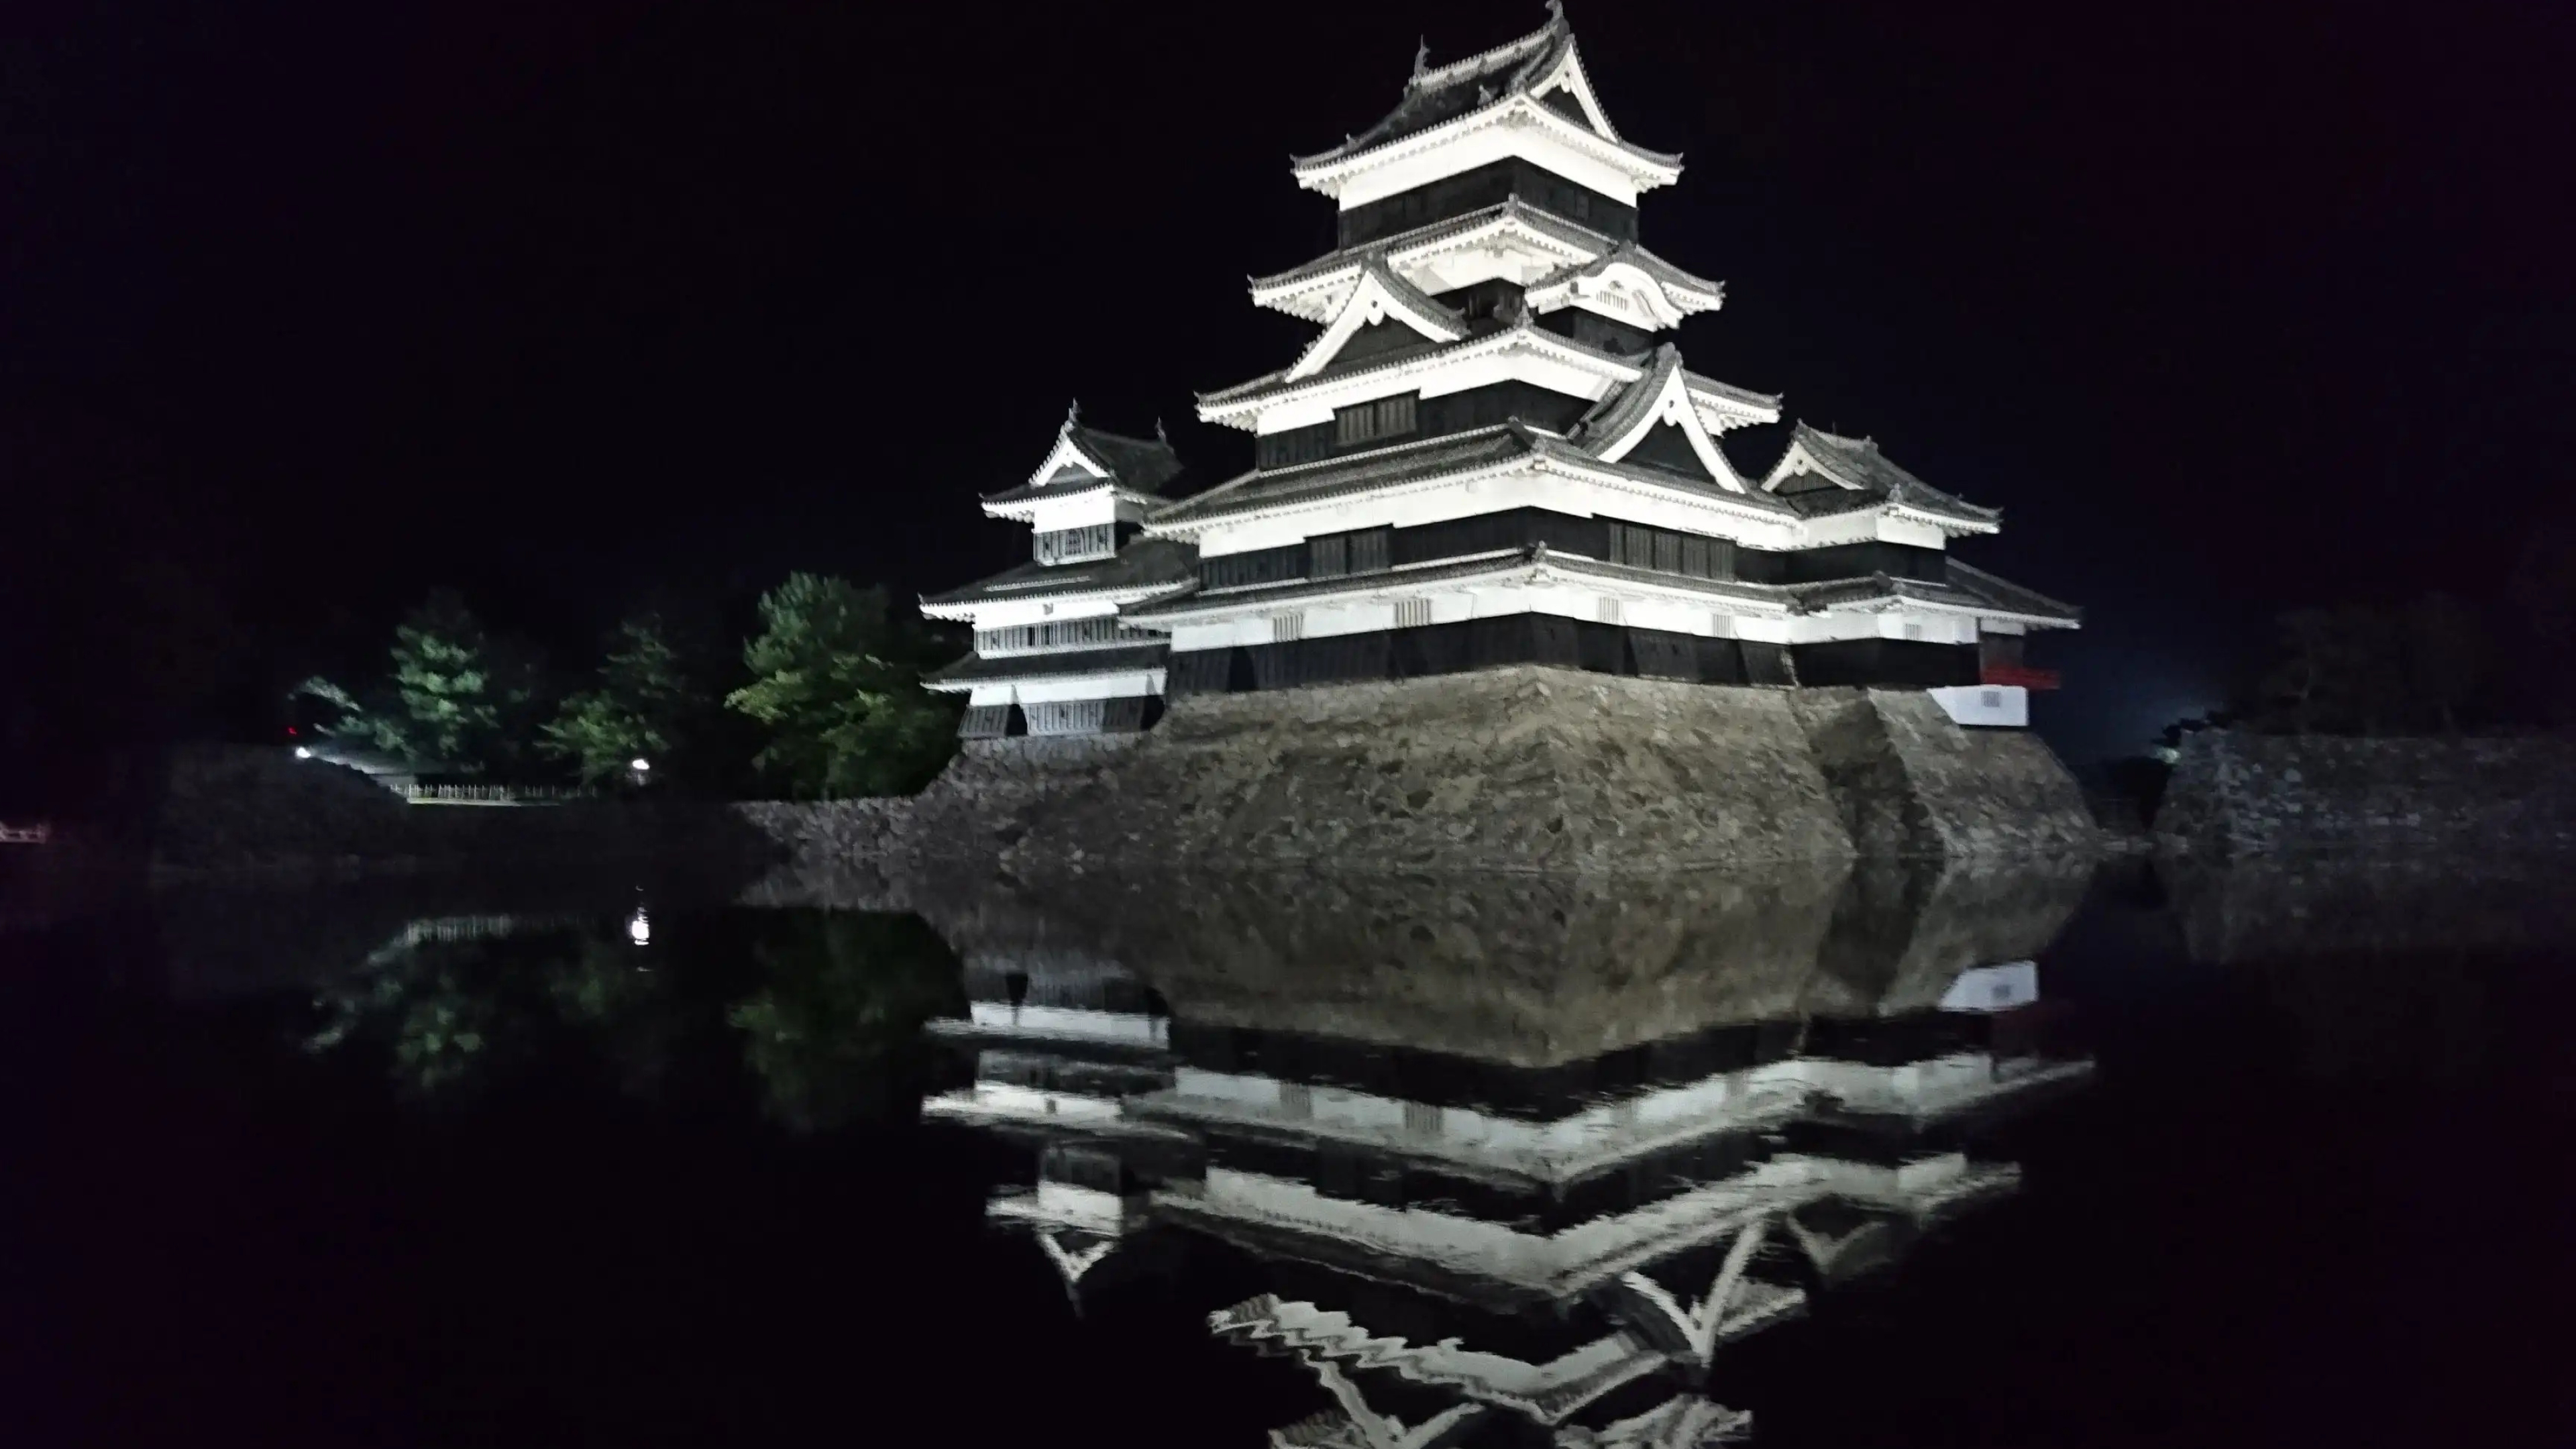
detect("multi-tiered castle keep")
[923,5,2075,744]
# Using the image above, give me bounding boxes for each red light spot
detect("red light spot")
[286,727,298,736]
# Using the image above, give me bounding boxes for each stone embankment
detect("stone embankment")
[740,668,2096,877]
[146,745,777,884]
[2156,729,2576,859]
[111,674,2096,890]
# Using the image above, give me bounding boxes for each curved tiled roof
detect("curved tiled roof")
[1149,421,1801,531]
[1198,315,1639,411]
[983,424,1187,504]
[920,538,1198,610]
[1251,199,1718,302]
[1786,566,2079,625]
[926,643,1169,686]
[1291,14,1678,177]
[1768,424,1998,525]
[1567,342,1684,448]
[1523,240,1725,309]
[1124,545,1794,621]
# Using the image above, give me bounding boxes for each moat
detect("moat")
[7,856,2569,1446]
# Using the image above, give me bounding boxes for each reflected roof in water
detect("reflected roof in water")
[914,860,2097,1443]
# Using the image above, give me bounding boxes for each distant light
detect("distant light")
[627,908,651,946]
[630,758,651,773]
[293,746,313,760]
[286,726,298,737]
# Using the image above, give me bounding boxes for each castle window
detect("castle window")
[1334,392,1418,447]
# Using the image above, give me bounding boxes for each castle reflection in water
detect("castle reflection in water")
[914,861,2096,1446]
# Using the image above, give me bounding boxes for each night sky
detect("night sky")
[6,0,2572,769]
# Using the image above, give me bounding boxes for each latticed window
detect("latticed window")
[1393,598,1434,628]
[1347,527,1391,574]
[975,616,1141,655]
[1606,521,1735,581]
[1024,699,1108,735]
[1334,392,1417,447]
[1271,612,1305,642]
[1033,523,1115,564]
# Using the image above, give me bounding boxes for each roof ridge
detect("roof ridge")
[1406,7,1566,95]
[1197,314,1643,411]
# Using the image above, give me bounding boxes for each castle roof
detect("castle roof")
[983,422,1187,506]
[1248,200,1723,317]
[919,537,1197,614]
[1763,424,2000,529]
[1787,561,2080,626]
[1289,8,1679,185]
[925,643,1170,688]
[1148,421,1801,535]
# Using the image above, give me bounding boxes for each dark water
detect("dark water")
[5,859,2572,1446]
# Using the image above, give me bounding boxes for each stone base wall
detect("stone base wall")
[2158,729,2576,858]
[142,676,2098,886]
[741,667,2097,878]
[1010,669,1857,873]
[147,745,780,885]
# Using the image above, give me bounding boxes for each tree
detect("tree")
[724,574,959,799]
[299,589,546,774]
[727,912,961,1131]
[541,613,710,786]
[2261,608,2343,734]
[2510,520,2576,727]
[2402,592,2487,733]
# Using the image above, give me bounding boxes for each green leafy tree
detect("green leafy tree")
[299,590,546,773]
[542,613,710,786]
[727,912,961,1132]
[724,574,959,799]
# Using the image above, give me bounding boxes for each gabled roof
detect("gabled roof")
[1196,315,1640,428]
[1120,544,1799,623]
[983,414,1188,508]
[1285,258,1470,381]
[918,538,1198,616]
[1249,199,1723,321]
[1566,345,1768,489]
[1786,564,2080,627]
[1522,244,1722,329]
[925,643,1170,689]
[1762,424,1998,529]
[1289,9,1681,197]
[1146,421,1801,535]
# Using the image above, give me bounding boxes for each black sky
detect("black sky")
[5,0,2573,765]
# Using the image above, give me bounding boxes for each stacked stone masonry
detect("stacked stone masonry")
[738,668,2098,875]
[2157,729,2576,859]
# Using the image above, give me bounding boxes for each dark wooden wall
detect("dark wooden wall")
[1336,157,1639,248]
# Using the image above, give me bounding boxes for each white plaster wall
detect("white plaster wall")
[1160,588,2005,649]
[1320,111,1649,209]
[962,673,1163,706]
[961,595,1128,629]
[1020,492,1122,533]
[1244,343,1629,433]
[1937,960,2040,1012]
[1176,470,1803,554]
[1007,671,1163,704]
[968,1003,1167,1046]
[1159,584,1819,646]
[1929,684,2029,728]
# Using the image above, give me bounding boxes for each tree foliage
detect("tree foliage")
[2252,592,2493,735]
[299,589,546,774]
[727,912,961,1132]
[541,613,708,786]
[723,574,959,799]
